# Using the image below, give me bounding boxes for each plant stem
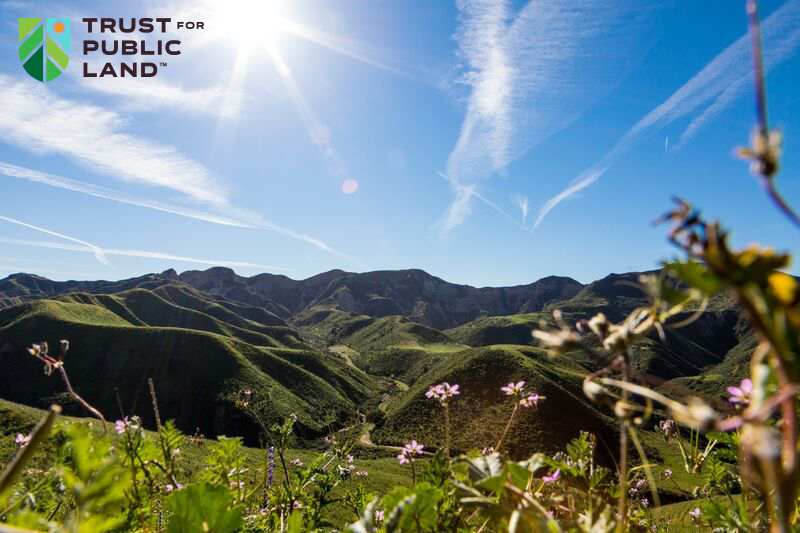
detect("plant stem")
[444,403,450,459]
[495,404,519,453]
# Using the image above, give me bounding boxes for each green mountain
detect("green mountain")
[0,267,755,457]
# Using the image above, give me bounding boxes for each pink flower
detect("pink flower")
[688,507,701,519]
[243,389,252,398]
[165,484,174,493]
[403,440,424,455]
[425,382,460,403]
[481,447,495,455]
[727,379,753,405]
[291,458,303,467]
[375,510,385,524]
[230,481,244,489]
[520,393,541,408]
[15,433,31,448]
[662,469,672,478]
[346,454,354,464]
[501,381,525,396]
[397,453,409,465]
[114,418,128,435]
[640,498,649,507]
[542,469,560,483]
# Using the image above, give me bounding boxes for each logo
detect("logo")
[19,18,70,82]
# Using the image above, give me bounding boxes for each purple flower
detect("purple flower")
[481,446,495,455]
[403,440,424,455]
[375,510,385,524]
[397,453,409,465]
[114,418,128,435]
[243,389,252,398]
[291,458,303,467]
[15,433,31,448]
[425,382,460,403]
[688,507,701,519]
[346,454,354,464]
[542,469,560,483]
[662,469,672,478]
[502,381,525,396]
[640,498,649,508]
[165,484,174,493]
[727,379,753,405]
[520,393,541,408]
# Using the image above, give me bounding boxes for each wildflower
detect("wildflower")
[659,419,673,435]
[230,481,245,489]
[291,458,303,467]
[15,433,31,448]
[519,393,541,408]
[375,510,385,524]
[165,484,174,493]
[542,469,560,483]
[267,446,275,486]
[346,454,354,464]
[501,381,525,396]
[481,446,495,455]
[172,448,180,456]
[662,469,672,478]
[114,418,128,435]
[397,453,409,465]
[293,501,303,509]
[355,470,368,477]
[425,382,460,404]
[289,413,298,422]
[727,378,753,405]
[635,478,647,489]
[403,440,424,455]
[688,507,701,519]
[243,389,252,399]
[640,498,649,508]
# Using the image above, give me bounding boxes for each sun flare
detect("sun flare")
[213,0,289,49]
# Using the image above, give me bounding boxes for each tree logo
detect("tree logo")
[19,18,70,82]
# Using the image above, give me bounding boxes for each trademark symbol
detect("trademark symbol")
[160,62,167,67]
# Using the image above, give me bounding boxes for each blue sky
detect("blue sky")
[0,0,799,287]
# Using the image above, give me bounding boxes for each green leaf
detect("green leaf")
[167,483,243,533]
[665,261,725,295]
[286,510,304,533]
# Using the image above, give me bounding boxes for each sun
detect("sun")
[214,0,289,49]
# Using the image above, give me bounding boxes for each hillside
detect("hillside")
[0,287,383,445]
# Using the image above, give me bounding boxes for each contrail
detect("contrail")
[0,215,111,266]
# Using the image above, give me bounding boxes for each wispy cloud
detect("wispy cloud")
[74,65,246,118]
[0,158,352,260]
[0,215,110,266]
[534,0,800,228]
[441,0,657,231]
[0,75,227,207]
[0,238,291,271]
[436,171,525,231]
[0,161,254,228]
[514,194,529,225]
